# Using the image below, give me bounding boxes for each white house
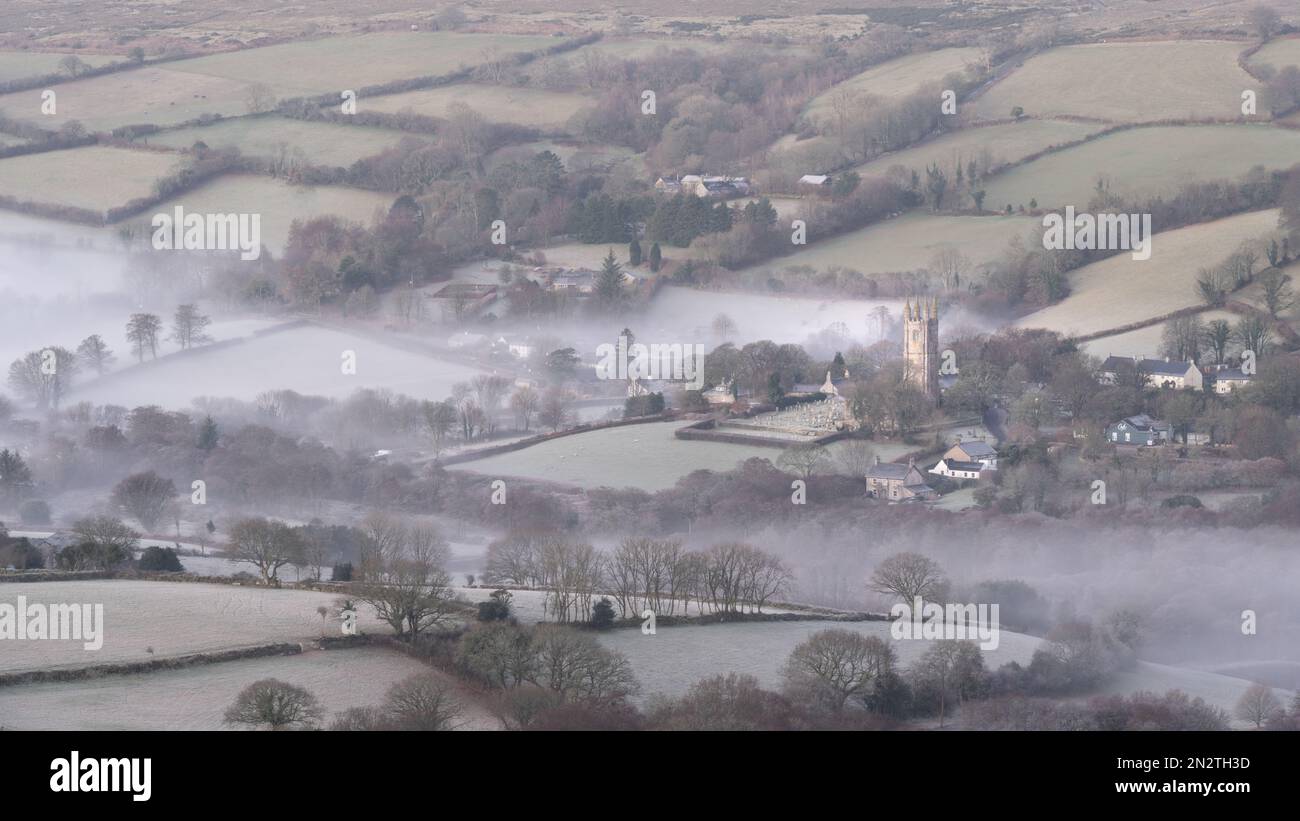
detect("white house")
[929,458,986,480]
[1100,355,1203,390]
[1211,367,1253,394]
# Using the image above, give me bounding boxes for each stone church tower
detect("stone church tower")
[903,297,939,399]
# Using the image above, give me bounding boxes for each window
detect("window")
[1124,433,1130,442]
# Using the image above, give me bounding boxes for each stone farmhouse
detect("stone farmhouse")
[1099,355,1202,390]
[866,456,938,501]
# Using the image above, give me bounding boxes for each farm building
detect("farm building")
[430,283,497,320]
[866,457,938,501]
[1106,414,1172,446]
[941,440,998,470]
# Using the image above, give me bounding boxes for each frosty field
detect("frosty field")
[365,83,594,129]
[0,580,387,674]
[0,146,179,215]
[598,619,1041,703]
[969,41,1256,123]
[850,119,1098,181]
[1015,209,1280,338]
[734,213,1041,280]
[0,50,118,83]
[982,125,1300,210]
[461,420,782,491]
[1079,310,1238,358]
[67,324,488,408]
[0,646,497,730]
[119,174,396,253]
[803,48,981,126]
[140,116,409,167]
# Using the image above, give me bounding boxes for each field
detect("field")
[598,619,1041,704]
[164,32,559,97]
[0,146,178,215]
[0,33,558,133]
[734,212,1040,278]
[0,580,388,674]
[0,66,261,132]
[1079,309,1238,359]
[0,50,119,83]
[1015,209,1280,338]
[365,82,593,129]
[67,324,488,408]
[1250,37,1300,71]
[969,41,1256,123]
[461,420,782,491]
[139,116,408,167]
[851,119,1098,180]
[1102,661,1289,728]
[120,173,396,253]
[0,646,498,730]
[982,125,1300,210]
[803,48,982,126]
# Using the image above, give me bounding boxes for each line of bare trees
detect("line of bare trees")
[484,535,793,621]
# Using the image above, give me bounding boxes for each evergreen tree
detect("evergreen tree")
[198,415,219,451]
[649,241,662,272]
[595,249,626,309]
[629,238,643,266]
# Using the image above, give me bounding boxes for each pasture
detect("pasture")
[0,145,178,215]
[66,323,488,409]
[0,50,119,84]
[969,41,1256,123]
[140,116,409,167]
[120,173,396,253]
[734,212,1040,279]
[803,48,983,126]
[982,125,1300,210]
[364,82,593,129]
[1079,309,1238,358]
[165,32,560,98]
[0,646,497,730]
[851,119,1099,180]
[0,580,387,674]
[1250,37,1300,71]
[1015,209,1281,338]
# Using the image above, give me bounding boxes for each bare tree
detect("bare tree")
[224,679,323,730]
[781,629,896,713]
[170,304,213,350]
[355,514,456,638]
[382,673,464,730]
[870,552,948,605]
[510,385,540,431]
[110,471,176,531]
[1235,683,1281,729]
[76,335,116,376]
[777,443,829,480]
[125,313,162,362]
[7,347,77,410]
[227,517,306,585]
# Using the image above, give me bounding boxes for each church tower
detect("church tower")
[903,297,939,399]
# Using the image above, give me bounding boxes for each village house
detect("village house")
[654,174,751,198]
[1106,414,1172,446]
[546,270,596,294]
[798,174,832,192]
[866,456,938,502]
[1209,367,1253,394]
[929,458,987,480]
[941,440,999,470]
[1099,355,1203,390]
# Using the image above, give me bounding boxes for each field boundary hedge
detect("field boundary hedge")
[0,642,303,687]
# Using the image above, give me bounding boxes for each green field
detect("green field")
[734,212,1041,278]
[121,174,395,253]
[140,116,409,167]
[851,119,1099,180]
[983,125,1300,210]
[0,50,119,83]
[970,41,1257,123]
[803,48,982,126]
[365,82,593,129]
[0,145,179,215]
[1016,209,1281,338]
